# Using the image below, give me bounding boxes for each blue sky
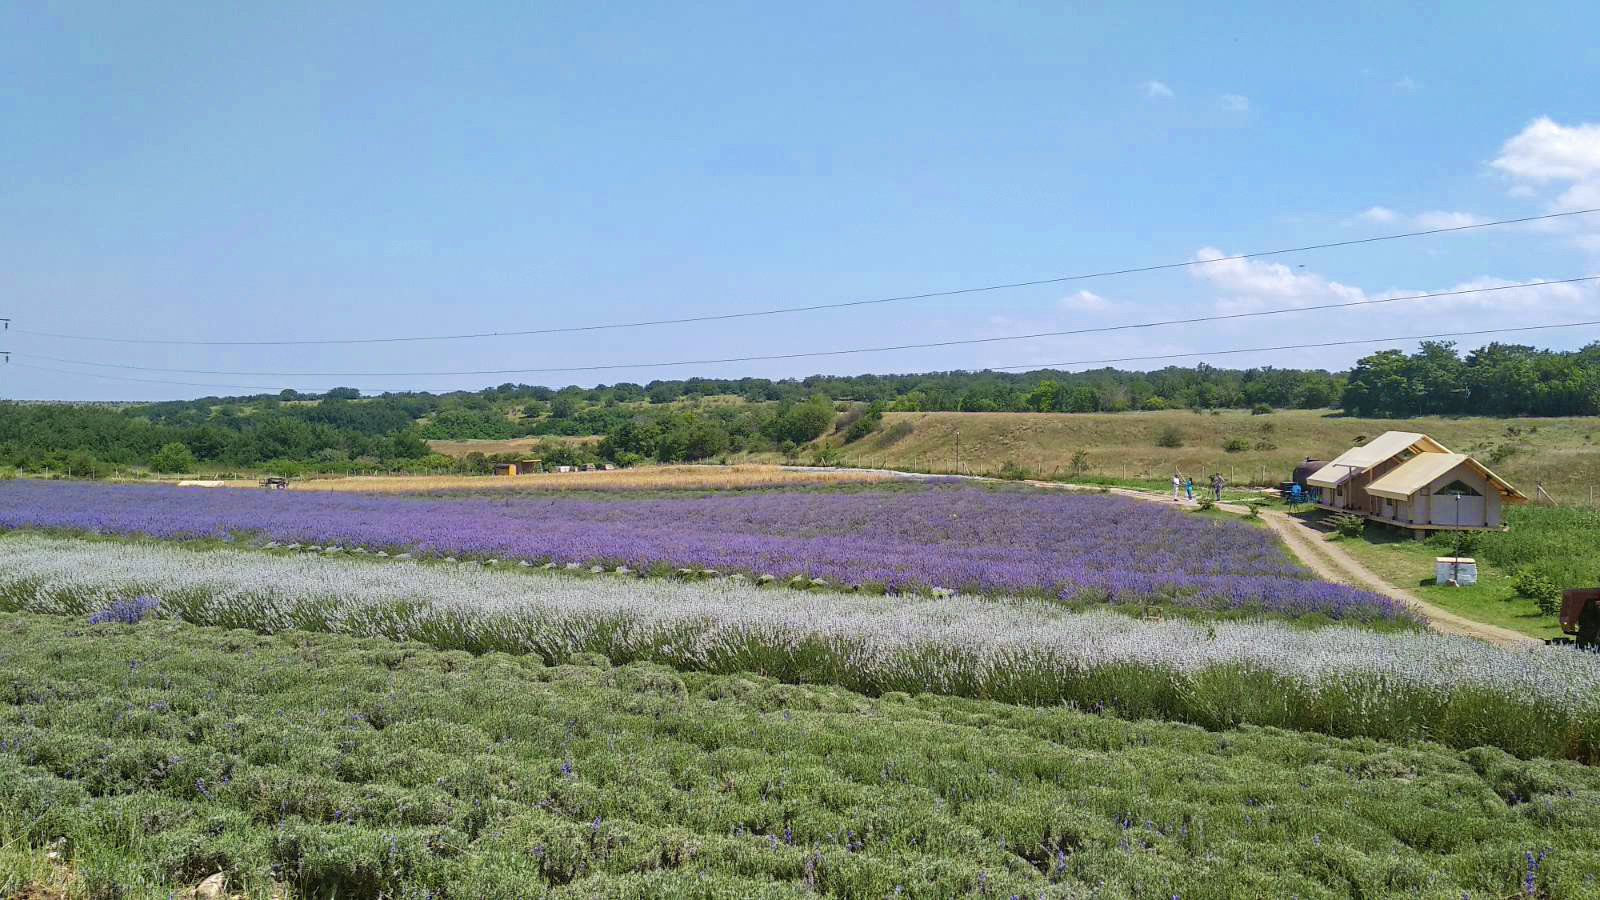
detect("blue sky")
[4,1,1599,400]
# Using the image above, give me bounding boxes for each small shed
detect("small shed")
[492,463,518,476]
[518,458,542,474]
[1364,453,1526,530]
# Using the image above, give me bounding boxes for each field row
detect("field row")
[4,612,1600,898]
[3,533,1597,761]
[0,480,1408,621]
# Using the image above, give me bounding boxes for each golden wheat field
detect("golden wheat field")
[255,464,900,493]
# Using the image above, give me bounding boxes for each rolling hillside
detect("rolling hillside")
[813,409,1600,501]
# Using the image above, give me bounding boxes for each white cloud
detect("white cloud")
[1489,117,1600,252]
[1393,76,1421,93]
[1059,290,1114,312]
[1190,248,1363,313]
[1413,210,1485,229]
[1218,94,1250,113]
[1188,250,1593,318]
[1492,117,1600,182]
[1358,206,1399,223]
[1143,80,1174,98]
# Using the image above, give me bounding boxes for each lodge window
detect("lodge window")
[1436,480,1481,497]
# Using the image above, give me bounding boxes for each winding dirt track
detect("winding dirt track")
[1020,480,1538,646]
[806,466,1538,645]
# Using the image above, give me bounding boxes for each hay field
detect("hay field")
[814,409,1600,500]
[269,464,900,493]
[424,435,600,458]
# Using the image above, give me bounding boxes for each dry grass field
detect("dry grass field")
[807,409,1600,501]
[424,435,600,458]
[261,464,899,493]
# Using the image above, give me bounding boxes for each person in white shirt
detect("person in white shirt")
[1172,473,1182,501]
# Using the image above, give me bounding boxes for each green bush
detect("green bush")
[1222,437,1250,453]
[996,461,1030,481]
[1250,403,1273,415]
[1154,426,1184,448]
[1331,513,1366,538]
[1512,569,1562,616]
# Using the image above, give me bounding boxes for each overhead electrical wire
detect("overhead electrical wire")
[990,320,1600,370]
[9,206,1599,347]
[13,276,1598,378]
[12,320,1600,393]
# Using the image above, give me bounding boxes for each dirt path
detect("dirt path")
[814,466,1538,645]
[1259,511,1536,646]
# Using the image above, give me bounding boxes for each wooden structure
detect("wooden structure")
[492,463,517,476]
[258,476,289,490]
[1560,589,1600,636]
[1305,431,1525,531]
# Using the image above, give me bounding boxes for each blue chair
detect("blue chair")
[1288,484,1304,505]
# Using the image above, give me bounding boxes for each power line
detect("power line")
[8,362,285,392]
[10,206,1599,347]
[992,320,1600,370]
[12,320,1599,393]
[15,276,1598,378]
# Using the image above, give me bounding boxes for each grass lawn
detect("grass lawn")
[4,611,1600,898]
[1330,527,1564,641]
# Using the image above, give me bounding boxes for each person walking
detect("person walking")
[1185,477,1195,502]
[1211,473,1224,501]
[1171,473,1182,502]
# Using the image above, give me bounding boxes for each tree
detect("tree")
[548,396,579,419]
[766,396,834,445]
[150,442,197,473]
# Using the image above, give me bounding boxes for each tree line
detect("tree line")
[1341,341,1600,418]
[4,345,1598,474]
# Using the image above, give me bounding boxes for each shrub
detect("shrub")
[1251,403,1273,415]
[996,461,1030,481]
[1155,427,1184,448]
[842,403,885,443]
[1222,437,1251,453]
[1331,513,1366,539]
[1068,449,1090,477]
[1512,570,1562,616]
[1197,497,1216,511]
[1254,440,1278,451]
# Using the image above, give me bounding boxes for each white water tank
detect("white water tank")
[1435,557,1477,587]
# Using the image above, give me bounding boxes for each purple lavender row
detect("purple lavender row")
[0,480,1407,621]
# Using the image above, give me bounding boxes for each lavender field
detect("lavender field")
[0,479,1404,621]
[3,532,1597,760]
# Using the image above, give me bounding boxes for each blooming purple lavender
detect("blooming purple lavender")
[87,594,160,625]
[0,479,1403,620]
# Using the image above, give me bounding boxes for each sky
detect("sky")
[3,1,1600,401]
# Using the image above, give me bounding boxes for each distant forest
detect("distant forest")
[2,341,1596,473]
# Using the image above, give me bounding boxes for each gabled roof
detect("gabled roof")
[1304,431,1451,488]
[1366,452,1527,501]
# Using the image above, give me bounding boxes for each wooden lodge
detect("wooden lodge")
[1304,431,1526,531]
